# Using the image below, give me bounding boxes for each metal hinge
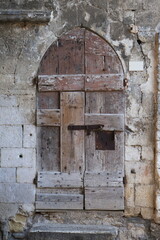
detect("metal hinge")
[123,78,128,88]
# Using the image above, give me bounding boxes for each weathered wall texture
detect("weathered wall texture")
[0,0,160,239]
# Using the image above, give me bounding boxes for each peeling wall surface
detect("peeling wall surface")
[0,0,160,239]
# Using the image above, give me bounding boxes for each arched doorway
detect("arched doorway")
[36,28,125,211]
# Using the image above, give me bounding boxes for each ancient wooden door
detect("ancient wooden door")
[36,28,125,211]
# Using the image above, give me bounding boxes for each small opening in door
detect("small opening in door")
[95,131,115,150]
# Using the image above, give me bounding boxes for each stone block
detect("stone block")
[0,183,35,203]
[142,146,154,160]
[129,61,144,71]
[110,22,130,41]
[127,222,148,239]
[129,71,148,84]
[124,207,141,217]
[17,168,36,183]
[125,118,154,146]
[135,185,154,208]
[0,168,16,183]
[135,11,159,28]
[126,88,154,118]
[1,148,36,168]
[9,214,27,233]
[0,95,18,107]
[125,184,135,208]
[143,0,160,11]
[77,4,108,35]
[122,0,143,10]
[125,146,141,161]
[140,207,154,219]
[23,125,36,148]
[155,193,160,210]
[29,224,118,240]
[0,203,19,219]
[0,126,22,148]
[0,94,35,108]
[125,161,154,185]
[0,107,35,125]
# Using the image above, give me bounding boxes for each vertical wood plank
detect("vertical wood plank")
[85,30,123,74]
[37,127,60,171]
[58,28,85,74]
[38,44,59,75]
[61,92,85,173]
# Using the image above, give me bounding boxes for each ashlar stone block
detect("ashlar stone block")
[0,107,35,124]
[23,125,36,148]
[125,184,135,208]
[0,168,16,183]
[135,185,154,208]
[17,168,36,183]
[125,161,154,185]
[125,146,141,161]
[140,207,154,220]
[0,126,22,148]
[142,146,154,160]
[0,183,35,203]
[1,148,36,168]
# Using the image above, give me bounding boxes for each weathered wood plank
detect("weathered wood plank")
[37,109,60,126]
[37,92,59,109]
[85,92,125,114]
[61,92,85,172]
[58,29,85,74]
[38,75,85,91]
[84,172,123,187]
[85,187,124,210]
[37,127,60,171]
[38,43,59,75]
[37,172,83,188]
[85,114,124,131]
[104,132,124,173]
[85,74,124,91]
[36,188,82,194]
[85,30,123,74]
[36,197,83,210]
[36,193,83,202]
[85,54,105,74]
[85,131,124,173]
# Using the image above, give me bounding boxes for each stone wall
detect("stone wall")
[0,0,160,238]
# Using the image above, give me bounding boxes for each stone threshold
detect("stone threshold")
[28,223,118,240]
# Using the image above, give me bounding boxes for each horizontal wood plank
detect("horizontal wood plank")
[85,74,124,91]
[84,172,123,187]
[36,192,83,210]
[85,187,124,210]
[37,172,83,188]
[36,201,83,210]
[37,109,60,126]
[36,193,83,202]
[38,75,85,91]
[85,114,124,131]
